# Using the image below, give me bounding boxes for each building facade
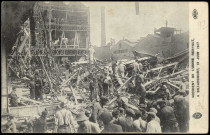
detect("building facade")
[30,2,90,63]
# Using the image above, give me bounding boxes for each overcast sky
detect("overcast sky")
[71,2,189,46]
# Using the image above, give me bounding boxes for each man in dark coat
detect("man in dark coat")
[99,110,123,133]
[174,90,189,132]
[33,110,48,133]
[77,113,100,133]
[157,100,179,132]
[29,77,35,99]
[35,75,43,100]
[124,108,136,132]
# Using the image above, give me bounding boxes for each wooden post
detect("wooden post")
[1,43,8,115]
[39,56,53,89]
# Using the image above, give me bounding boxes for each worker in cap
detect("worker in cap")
[99,110,123,133]
[146,112,162,133]
[77,112,100,133]
[55,102,76,133]
[157,100,179,132]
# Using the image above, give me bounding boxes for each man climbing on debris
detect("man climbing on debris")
[135,74,146,105]
[89,77,98,102]
[34,74,43,100]
[102,73,112,97]
[55,102,77,133]
[29,77,35,100]
[118,61,125,77]
[133,59,140,74]
[111,60,117,74]
[89,96,109,124]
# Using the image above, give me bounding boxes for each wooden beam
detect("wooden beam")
[107,76,132,105]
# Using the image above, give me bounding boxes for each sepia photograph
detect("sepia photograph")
[1,1,208,133]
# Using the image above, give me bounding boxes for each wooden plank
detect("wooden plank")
[70,86,78,105]
[19,96,42,104]
[60,72,78,87]
[117,76,132,93]
[125,103,139,111]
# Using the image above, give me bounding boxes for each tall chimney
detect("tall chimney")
[101,6,106,46]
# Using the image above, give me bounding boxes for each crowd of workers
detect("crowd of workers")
[4,57,189,133]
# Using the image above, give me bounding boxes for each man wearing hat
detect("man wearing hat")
[77,112,100,133]
[111,109,127,132]
[157,100,179,132]
[55,102,76,133]
[146,112,162,133]
[33,110,48,133]
[133,110,147,132]
[99,110,123,133]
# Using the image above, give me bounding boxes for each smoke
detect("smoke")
[1,1,35,55]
